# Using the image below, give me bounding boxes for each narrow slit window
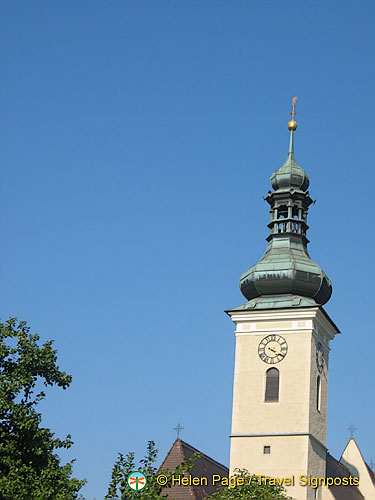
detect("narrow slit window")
[265,368,279,402]
[317,375,321,412]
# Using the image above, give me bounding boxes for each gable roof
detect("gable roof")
[326,452,364,500]
[339,438,375,499]
[158,439,229,500]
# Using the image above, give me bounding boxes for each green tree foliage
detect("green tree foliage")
[0,318,85,500]
[207,469,293,500]
[105,441,200,500]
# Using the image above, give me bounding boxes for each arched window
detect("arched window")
[265,368,279,402]
[317,376,321,412]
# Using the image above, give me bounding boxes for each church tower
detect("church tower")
[227,101,339,500]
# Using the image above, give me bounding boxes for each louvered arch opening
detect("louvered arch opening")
[265,367,279,402]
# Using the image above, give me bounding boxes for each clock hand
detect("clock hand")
[268,346,285,357]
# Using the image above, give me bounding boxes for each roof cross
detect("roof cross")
[289,96,298,121]
[348,424,357,438]
[174,422,184,438]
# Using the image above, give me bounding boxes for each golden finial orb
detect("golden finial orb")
[288,120,297,131]
[288,96,298,131]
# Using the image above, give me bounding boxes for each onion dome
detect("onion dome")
[239,240,332,305]
[270,132,310,192]
[238,108,332,309]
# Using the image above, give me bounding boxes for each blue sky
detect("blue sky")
[1,1,375,498]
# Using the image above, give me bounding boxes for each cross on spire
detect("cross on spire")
[289,96,298,121]
[348,424,357,438]
[174,422,184,438]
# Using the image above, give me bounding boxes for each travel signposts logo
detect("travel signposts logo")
[127,471,147,491]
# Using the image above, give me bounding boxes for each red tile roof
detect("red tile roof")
[158,439,229,500]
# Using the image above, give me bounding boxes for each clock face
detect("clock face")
[258,335,288,364]
[316,342,324,373]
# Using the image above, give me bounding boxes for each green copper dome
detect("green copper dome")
[239,129,332,307]
[270,132,309,192]
[239,238,332,305]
